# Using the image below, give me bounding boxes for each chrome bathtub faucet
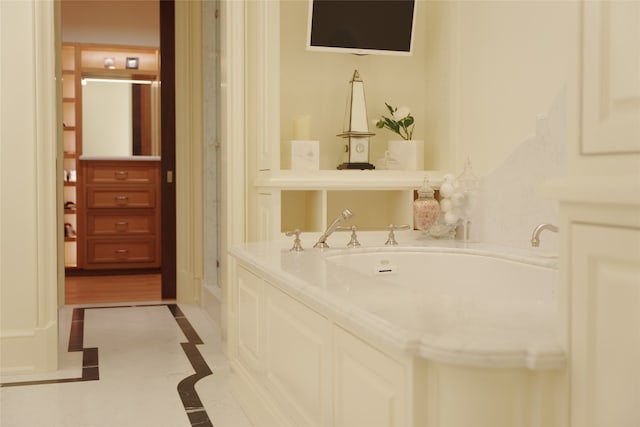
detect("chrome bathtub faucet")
[314,209,353,249]
[530,223,559,247]
[385,224,411,246]
[285,229,304,252]
[337,225,361,248]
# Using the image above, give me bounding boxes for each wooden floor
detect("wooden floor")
[65,274,162,304]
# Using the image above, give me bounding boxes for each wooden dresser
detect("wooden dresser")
[80,159,161,270]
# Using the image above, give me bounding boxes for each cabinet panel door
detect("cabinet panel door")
[265,284,330,427]
[582,1,640,154]
[237,267,265,375]
[333,326,407,427]
[571,224,640,427]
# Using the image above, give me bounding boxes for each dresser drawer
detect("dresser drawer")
[86,238,157,266]
[87,211,156,236]
[85,162,158,185]
[79,160,161,270]
[87,188,156,209]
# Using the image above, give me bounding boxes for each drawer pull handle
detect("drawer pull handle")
[115,221,129,227]
[115,249,129,254]
[115,171,128,179]
[115,195,129,201]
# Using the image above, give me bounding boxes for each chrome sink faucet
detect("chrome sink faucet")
[314,209,353,249]
[530,223,559,247]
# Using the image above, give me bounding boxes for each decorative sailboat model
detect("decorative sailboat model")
[337,70,376,170]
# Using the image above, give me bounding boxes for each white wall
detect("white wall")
[279,0,574,177]
[453,1,574,176]
[280,0,429,170]
[1,0,59,374]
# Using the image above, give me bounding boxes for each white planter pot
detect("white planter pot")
[385,140,424,170]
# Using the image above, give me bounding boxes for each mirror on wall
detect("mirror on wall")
[82,77,161,157]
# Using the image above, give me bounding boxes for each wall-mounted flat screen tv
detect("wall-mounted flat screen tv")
[307,0,416,56]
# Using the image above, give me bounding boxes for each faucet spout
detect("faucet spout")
[314,209,353,249]
[531,223,559,247]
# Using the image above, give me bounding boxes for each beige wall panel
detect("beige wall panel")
[1,0,59,374]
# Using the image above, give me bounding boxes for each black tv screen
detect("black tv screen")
[307,0,416,56]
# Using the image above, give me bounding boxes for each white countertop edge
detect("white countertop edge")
[417,340,565,370]
[79,155,161,161]
[254,169,446,189]
[230,240,565,371]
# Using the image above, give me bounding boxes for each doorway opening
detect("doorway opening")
[60,0,176,304]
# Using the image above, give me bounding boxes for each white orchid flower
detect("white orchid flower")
[379,102,416,140]
[392,106,411,121]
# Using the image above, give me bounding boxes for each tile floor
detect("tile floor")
[0,303,253,427]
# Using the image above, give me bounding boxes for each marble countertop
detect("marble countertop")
[229,233,565,370]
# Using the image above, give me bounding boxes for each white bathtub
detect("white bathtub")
[325,247,556,305]
[229,239,566,427]
[321,246,561,369]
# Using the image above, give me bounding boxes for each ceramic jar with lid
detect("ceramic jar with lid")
[413,177,440,233]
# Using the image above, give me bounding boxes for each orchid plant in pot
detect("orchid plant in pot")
[376,103,415,140]
[375,103,424,170]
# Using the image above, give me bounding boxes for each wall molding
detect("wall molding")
[0,0,59,374]
[220,0,247,354]
[175,0,204,303]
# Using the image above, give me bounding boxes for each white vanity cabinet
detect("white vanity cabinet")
[236,266,266,377]
[264,284,331,427]
[232,264,412,427]
[235,266,333,427]
[230,260,564,427]
[568,223,640,427]
[543,2,640,425]
[333,326,410,427]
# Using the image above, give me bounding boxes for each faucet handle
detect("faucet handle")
[385,224,411,246]
[337,225,361,248]
[285,229,304,252]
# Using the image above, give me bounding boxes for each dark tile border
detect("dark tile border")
[0,304,214,427]
[1,307,98,387]
[170,305,214,427]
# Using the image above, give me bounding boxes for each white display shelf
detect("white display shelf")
[254,170,446,238]
[255,169,445,190]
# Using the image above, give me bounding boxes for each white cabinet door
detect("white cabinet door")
[582,1,640,154]
[571,224,640,427]
[333,326,408,427]
[237,266,265,375]
[264,284,331,427]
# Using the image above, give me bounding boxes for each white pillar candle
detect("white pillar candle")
[293,115,311,140]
